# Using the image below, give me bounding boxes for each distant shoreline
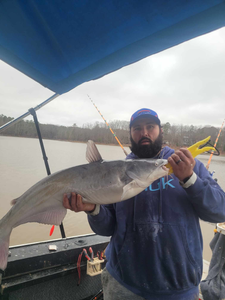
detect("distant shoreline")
[1,134,224,156]
[0,134,130,147]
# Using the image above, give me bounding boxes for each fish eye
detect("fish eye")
[155,161,158,166]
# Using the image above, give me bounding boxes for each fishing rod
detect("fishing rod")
[206,119,225,170]
[88,95,128,156]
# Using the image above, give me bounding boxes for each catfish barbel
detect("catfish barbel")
[0,141,168,270]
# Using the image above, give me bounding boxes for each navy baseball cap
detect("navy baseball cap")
[130,108,160,128]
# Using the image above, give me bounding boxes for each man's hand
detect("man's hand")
[63,192,96,213]
[167,148,196,181]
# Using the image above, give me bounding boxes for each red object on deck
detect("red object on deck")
[49,225,55,236]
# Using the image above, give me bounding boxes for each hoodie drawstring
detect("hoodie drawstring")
[133,196,137,231]
[131,148,167,231]
[158,178,163,224]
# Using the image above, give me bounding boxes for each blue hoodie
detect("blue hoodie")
[88,146,225,300]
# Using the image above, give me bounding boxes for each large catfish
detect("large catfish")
[0,141,168,270]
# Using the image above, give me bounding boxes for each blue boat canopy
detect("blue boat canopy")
[0,0,225,95]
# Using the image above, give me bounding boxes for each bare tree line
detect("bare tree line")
[1,114,225,153]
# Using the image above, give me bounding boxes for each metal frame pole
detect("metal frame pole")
[0,93,59,133]
[29,108,66,239]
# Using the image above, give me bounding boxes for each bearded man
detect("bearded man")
[63,108,225,300]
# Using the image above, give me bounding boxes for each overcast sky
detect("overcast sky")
[1,27,225,129]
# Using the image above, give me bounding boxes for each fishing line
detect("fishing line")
[88,95,128,156]
[200,141,220,156]
[206,119,224,170]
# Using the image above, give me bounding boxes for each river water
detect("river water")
[0,136,224,261]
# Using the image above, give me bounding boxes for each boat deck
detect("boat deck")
[0,238,213,300]
[0,234,110,300]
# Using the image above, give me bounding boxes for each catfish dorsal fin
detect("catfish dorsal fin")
[10,197,19,206]
[86,140,103,163]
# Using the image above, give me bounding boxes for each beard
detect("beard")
[130,132,163,158]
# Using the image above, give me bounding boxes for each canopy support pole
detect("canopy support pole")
[29,108,66,239]
[0,93,60,133]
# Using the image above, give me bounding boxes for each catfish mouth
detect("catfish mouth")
[162,165,169,173]
[156,160,169,175]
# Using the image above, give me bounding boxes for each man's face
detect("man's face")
[130,118,163,158]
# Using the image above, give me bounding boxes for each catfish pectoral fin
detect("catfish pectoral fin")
[121,181,145,201]
[126,170,148,188]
